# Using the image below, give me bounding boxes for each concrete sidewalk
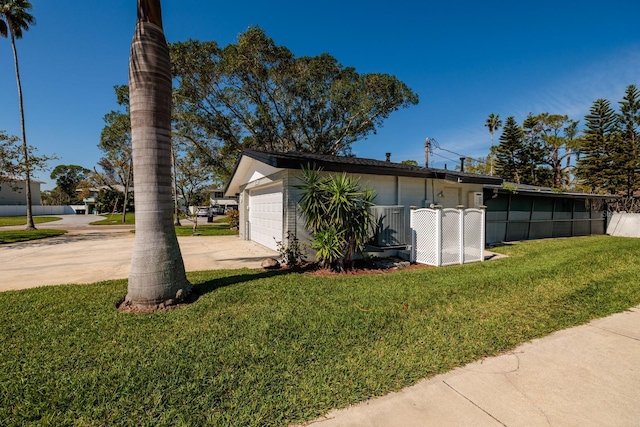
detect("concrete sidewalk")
[305,306,640,427]
[0,216,278,291]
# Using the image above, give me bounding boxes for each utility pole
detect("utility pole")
[425,138,430,168]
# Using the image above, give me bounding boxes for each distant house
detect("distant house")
[225,150,501,251]
[0,176,42,205]
[204,187,238,212]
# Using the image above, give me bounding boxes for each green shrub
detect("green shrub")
[296,166,376,271]
[95,188,134,214]
[276,231,308,267]
[310,226,344,269]
[226,209,240,229]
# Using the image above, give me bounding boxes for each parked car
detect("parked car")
[224,205,238,213]
[196,207,210,217]
[211,205,225,215]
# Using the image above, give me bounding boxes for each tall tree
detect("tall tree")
[483,114,502,176]
[563,119,581,174]
[123,0,190,310]
[536,113,578,188]
[576,99,620,193]
[99,86,134,222]
[495,116,524,183]
[170,29,418,180]
[484,113,502,144]
[618,84,640,196]
[1,0,36,229]
[520,114,553,186]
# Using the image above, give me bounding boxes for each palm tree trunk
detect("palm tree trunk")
[122,155,132,224]
[124,0,190,310]
[171,143,181,226]
[10,32,35,230]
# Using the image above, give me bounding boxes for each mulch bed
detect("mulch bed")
[283,258,431,277]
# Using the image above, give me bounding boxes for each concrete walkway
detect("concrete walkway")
[305,306,640,427]
[0,215,278,292]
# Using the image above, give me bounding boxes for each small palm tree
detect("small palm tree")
[1,0,36,230]
[124,0,190,310]
[485,113,502,144]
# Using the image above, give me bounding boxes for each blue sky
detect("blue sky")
[1,0,638,190]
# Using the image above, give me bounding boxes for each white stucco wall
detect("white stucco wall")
[0,180,41,205]
[607,212,640,237]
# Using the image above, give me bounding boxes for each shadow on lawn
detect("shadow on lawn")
[193,269,289,296]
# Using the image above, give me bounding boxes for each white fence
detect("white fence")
[410,206,485,266]
[0,205,77,216]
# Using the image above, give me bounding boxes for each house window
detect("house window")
[214,191,224,198]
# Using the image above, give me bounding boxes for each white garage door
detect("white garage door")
[249,183,283,251]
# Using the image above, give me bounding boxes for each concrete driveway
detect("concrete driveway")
[0,215,278,292]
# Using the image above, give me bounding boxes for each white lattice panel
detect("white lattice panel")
[411,209,438,265]
[411,207,485,267]
[441,209,461,266]
[463,209,484,263]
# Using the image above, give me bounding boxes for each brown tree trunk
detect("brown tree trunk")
[171,143,181,226]
[10,32,35,230]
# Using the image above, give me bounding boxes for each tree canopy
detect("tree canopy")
[98,85,132,189]
[170,27,419,182]
[49,164,91,204]
[490,113,576,188]
[484,85,639,195]
[0,130,20,177]
[573,85,640,195]
[575,99,623,193]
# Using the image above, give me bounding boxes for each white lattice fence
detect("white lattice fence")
[411,206,485,266]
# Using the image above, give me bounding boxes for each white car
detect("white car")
[196,207,210,217]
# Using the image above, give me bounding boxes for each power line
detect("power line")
[425,137,473,168]
[431,152,459,164]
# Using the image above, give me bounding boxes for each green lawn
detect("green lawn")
[175,223,237,236]
[0,229,66,244]
[90,213,135,225]
[1,236,639,426]
[93,213,237,236]
[0,216,61,227]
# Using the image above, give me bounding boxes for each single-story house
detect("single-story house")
[225,150,502,251]
[0,176,42,205]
